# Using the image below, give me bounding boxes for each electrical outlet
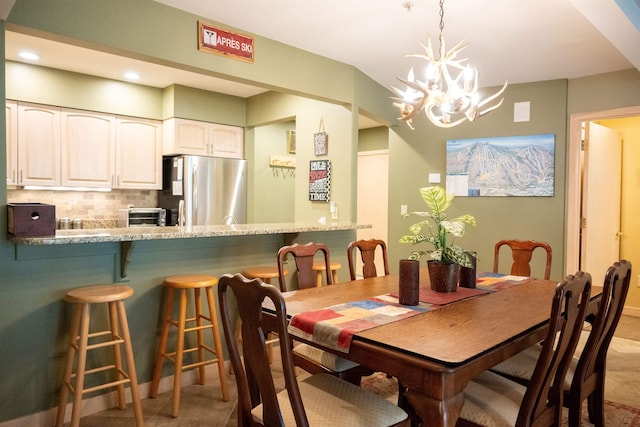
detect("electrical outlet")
[401,205,408,215]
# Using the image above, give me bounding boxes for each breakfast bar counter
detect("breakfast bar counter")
[10,222,369,245]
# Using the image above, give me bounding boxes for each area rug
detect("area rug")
[360,373,640,426]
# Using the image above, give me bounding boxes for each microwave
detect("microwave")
[117,208,166,227]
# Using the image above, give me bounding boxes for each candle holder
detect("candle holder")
[399,259,420,305]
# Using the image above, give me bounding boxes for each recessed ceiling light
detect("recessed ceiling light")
[18,51,40,61]
[124,71,141,80]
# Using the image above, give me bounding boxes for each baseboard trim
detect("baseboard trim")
[623,306,640,317]
[0,362,230,427]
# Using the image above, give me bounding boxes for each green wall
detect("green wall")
[359,126,390,152]
[166,84,246,125]
[6,61,164,119]
[251,120,295,223]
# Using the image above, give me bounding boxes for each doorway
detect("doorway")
[356,149,389,278]
[566,106,640,275]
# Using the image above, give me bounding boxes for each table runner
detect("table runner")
[476,273,532,291]
[390,285,488,305]
[288,294,429,353]
[288,273,532,353]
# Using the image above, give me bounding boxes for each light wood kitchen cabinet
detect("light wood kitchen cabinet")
[61,109,116,188]
[17,102,61,186]
[115,117,162,189]
[8,102,163,190]
[163,118,243,158]
[6,101,17,186]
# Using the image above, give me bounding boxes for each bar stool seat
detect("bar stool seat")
[312,261,342,286]
[242,266,285,284]
[56,284,144,427]
[241,266,288,363]
[150,274,229,417]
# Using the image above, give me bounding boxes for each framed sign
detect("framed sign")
[314,118,328,156]
[198,21,254,63]
[309,160,331,202]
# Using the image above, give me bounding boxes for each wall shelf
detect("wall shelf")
[269,155,296,168]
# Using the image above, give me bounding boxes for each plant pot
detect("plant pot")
[427,261,460,293]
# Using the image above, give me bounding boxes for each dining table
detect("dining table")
[261,270,602,427]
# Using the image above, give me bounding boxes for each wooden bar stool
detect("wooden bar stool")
[149,274,229,417]
[240,266,288,363]
[56,284,144,427]
[312,261,341,286]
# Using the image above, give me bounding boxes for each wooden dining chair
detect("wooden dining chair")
[347,238,390,280]
[277,242,332,291]
[489,260,632,427]
[277,242,372,385]
[456,271,592,427]
[493,239,553,279]
[217,273,410,427]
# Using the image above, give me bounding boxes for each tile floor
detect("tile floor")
[75,314,640,426]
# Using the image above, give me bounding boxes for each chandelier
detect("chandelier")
[391,0,508,129]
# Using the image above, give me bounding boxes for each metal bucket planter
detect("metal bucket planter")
[427,261,460,292]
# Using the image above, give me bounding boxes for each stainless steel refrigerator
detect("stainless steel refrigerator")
[159,155,247,226]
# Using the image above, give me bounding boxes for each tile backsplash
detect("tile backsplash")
[7,189,159,229]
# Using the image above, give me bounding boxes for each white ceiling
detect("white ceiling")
[155,0,640,90]
[4,0,640,125]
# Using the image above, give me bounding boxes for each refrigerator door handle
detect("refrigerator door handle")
[178,199,185,227]
[192,168,198,224]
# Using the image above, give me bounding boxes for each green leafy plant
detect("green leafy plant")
[399,186,477,267]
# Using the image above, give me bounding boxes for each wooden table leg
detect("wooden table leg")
[405,388,464,427]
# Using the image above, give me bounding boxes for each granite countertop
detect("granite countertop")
[10,222,371,245]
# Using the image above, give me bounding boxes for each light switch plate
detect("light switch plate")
[428,173,441,184]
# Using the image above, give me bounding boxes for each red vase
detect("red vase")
[427,261,460,293]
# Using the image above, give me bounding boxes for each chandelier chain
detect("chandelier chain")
[439,0,445,56]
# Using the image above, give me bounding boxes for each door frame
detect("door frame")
[566,105,640,275]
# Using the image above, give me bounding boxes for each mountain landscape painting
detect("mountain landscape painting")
[446,134,555,197]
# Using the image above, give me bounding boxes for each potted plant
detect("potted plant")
[399,185,477,292]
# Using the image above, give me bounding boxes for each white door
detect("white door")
[356,150,389,278]
[580,122,622,278]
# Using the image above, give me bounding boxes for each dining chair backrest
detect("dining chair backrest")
[493,239,553,280]
[566,260,631,425]
[218,273,308,427]
[277,242,332,291]
[347,239,390,280]
[517,271,592,426]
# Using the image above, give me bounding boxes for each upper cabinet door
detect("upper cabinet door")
[163,118,210,156]
[6,101,18,186]
[61,109,116,188]
[17,102,61,186]
[115,117,162,189]
[210,124,243,159]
